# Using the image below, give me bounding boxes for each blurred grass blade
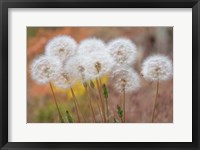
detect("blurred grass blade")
[83,82,87,88]
[114,118,118,123]
[66,110,73,123]
[102,84,109,122]
[90,80,95,89]
[117,105,123,123]
[102,84,108,99]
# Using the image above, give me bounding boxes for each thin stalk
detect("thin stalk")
[106,98,109,122]
[117,105,123,123]
[99,77,103,90]
[97,99,104,122]
[95,78,106,122]
[123,89,126,123]
[99,77,108,122]
[69,88,81,123]
[89,85,104,122]
[64,75,85,122]
[76,100,86,122]
[120,115,124,123]
[103,84,109,122]
[85,85,96,122]
[49,82,64,123]
[151,81,159,123]
[120,93,123,120]
[98,77,104,108]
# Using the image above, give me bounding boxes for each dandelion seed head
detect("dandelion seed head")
[141,55,173,81]
[30,55,62,84]
[53,72,71,89]
[45,35,77,62]
[64,55,93,83]
[87,52,115,78]
[78,38,106,54]
[107,38,137,66]
[112,67,140,93]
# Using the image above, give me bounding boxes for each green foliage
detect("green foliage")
[38,109,54,123]
[66,110,73,123]
[34,98,68,123]
[59,113,65,123]
[37,104,56,123]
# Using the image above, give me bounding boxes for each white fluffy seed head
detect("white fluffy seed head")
[78,38,106,54]
[52,71,73,89]
[45,35,77,62]
[112,67,140,93]
[87,52,115,78]
[141,54,173,81]
[64,55,93,83]
[30,55,62,84]
[107,38,137,66]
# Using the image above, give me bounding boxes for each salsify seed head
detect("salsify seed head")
[52,71,73,89]
[112,67,140,93]
[107,38,137,66]
[45,35,77,62]
[30,55,62,84]
[141,54,173,81]
[64,55,93,83]
[87,51,115,79]
[78,37,106,54]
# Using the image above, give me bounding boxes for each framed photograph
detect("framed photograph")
[0,0,199,149]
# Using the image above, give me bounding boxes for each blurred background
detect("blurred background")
[27,27,173,123]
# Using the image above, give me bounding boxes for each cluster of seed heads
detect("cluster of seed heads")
[31,35,173,93]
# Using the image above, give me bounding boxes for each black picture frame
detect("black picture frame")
[0,0,199,149]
